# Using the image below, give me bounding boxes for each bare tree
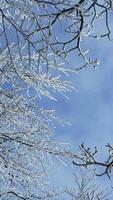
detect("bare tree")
[0,0,113,199]
[65,169,110,200]
[73,143,113,180]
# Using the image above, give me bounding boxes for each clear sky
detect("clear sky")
[56,36,113,148]
[1,1,113,198]
[47,33,113,196]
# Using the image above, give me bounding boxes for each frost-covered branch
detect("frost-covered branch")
[0,0,113,199]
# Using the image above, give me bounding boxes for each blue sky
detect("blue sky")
[1,2,113,198]
[55,37,113,148]
[47,34,113,195]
